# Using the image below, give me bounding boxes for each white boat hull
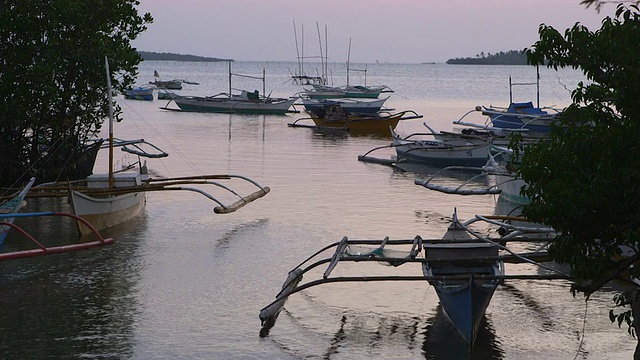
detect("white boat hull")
[494,173,529,204]
[71,190,146,235]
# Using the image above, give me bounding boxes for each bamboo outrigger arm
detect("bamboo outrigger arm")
[259,214,570,337]
[0,211,115,261]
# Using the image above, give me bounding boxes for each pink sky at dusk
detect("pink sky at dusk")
[133,0,615,63]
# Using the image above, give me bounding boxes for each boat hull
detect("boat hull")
[394,141,489,167]
[430,275,499,345]
[70,190,146,235]
[124,86,154,101]
[484,102,560,133]
[174,96,296,115]
[310,114,401,135]
[302,97,388,115]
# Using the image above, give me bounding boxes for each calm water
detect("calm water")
[0,61,636,359]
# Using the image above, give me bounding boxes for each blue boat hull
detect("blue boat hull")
[485,102,560,133]
[432,277,499,344]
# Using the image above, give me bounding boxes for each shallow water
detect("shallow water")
[0,61,636,359]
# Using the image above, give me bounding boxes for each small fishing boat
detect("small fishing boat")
[288,104,422,136]
[171,91,297,115]
[423,210,503,345]
[482,102,561,133]
[149,70,199,90]
[258,208,562,348]
[301,97,389,116]
[481,69,562,133]
[124,85,154,101]
[391,127,490,167]
[357,123,490,168]
[304,84,393,99]
[168,63,297,115]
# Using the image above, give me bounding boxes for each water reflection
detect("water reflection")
[422,305,503,360]
[0,197,146,359]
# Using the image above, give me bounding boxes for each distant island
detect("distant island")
[138,51,233,62]
[446,50,528,65]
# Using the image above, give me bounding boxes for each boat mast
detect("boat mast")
[228,61,232,96]
[509,76,513,104]
[324,24,328,85]
[293,20,302,82]
[347,38,351,86]
[316,22,324,85]
[104,56,115,189]
[536,64,540,108]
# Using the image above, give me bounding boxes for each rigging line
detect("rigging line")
[573,299,589,360]
[3,106,97,194]
[460,220,571,278]
[117,100,206,177]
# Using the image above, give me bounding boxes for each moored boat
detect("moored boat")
[258,208,563,347]
[423,210,504,345]
[171,91,297,115]
[124,85,154,101]
[391,127,490,167]
[302,97,389,116]
[288,104,422,136]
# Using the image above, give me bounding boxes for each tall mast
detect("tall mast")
[316,22,324,84]
[104,56,115,189]
[347,38,352,86]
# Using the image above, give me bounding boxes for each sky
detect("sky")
[132,0,616,64]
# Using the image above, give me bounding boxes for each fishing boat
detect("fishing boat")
[390,127,490,167]
[149,79,182,90]
[0,177,36,244]
[68,59,158,234]
[168,63,297,115]
[301,97,389,116]
[258,209,562,348]
[423,210,504,345]
[481,68,562,133]
[55,58,271,235]
[124,85,154,101]
[149,70,199,90]
[357,123,489,168]
[304,84,393,99]
[482,101,561,133]
[171,91,297,115]
[288,104,422,136]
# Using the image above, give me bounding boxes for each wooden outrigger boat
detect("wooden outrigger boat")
[301,97,389,116]
[259,209,564,348]
[358,123,491,168]
[167,62,297,115]
[288,104,422,136]
[31,58,271,235]
[424,210,503,345]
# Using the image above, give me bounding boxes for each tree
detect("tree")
[520,3,640,356]
[0,0,152,187]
